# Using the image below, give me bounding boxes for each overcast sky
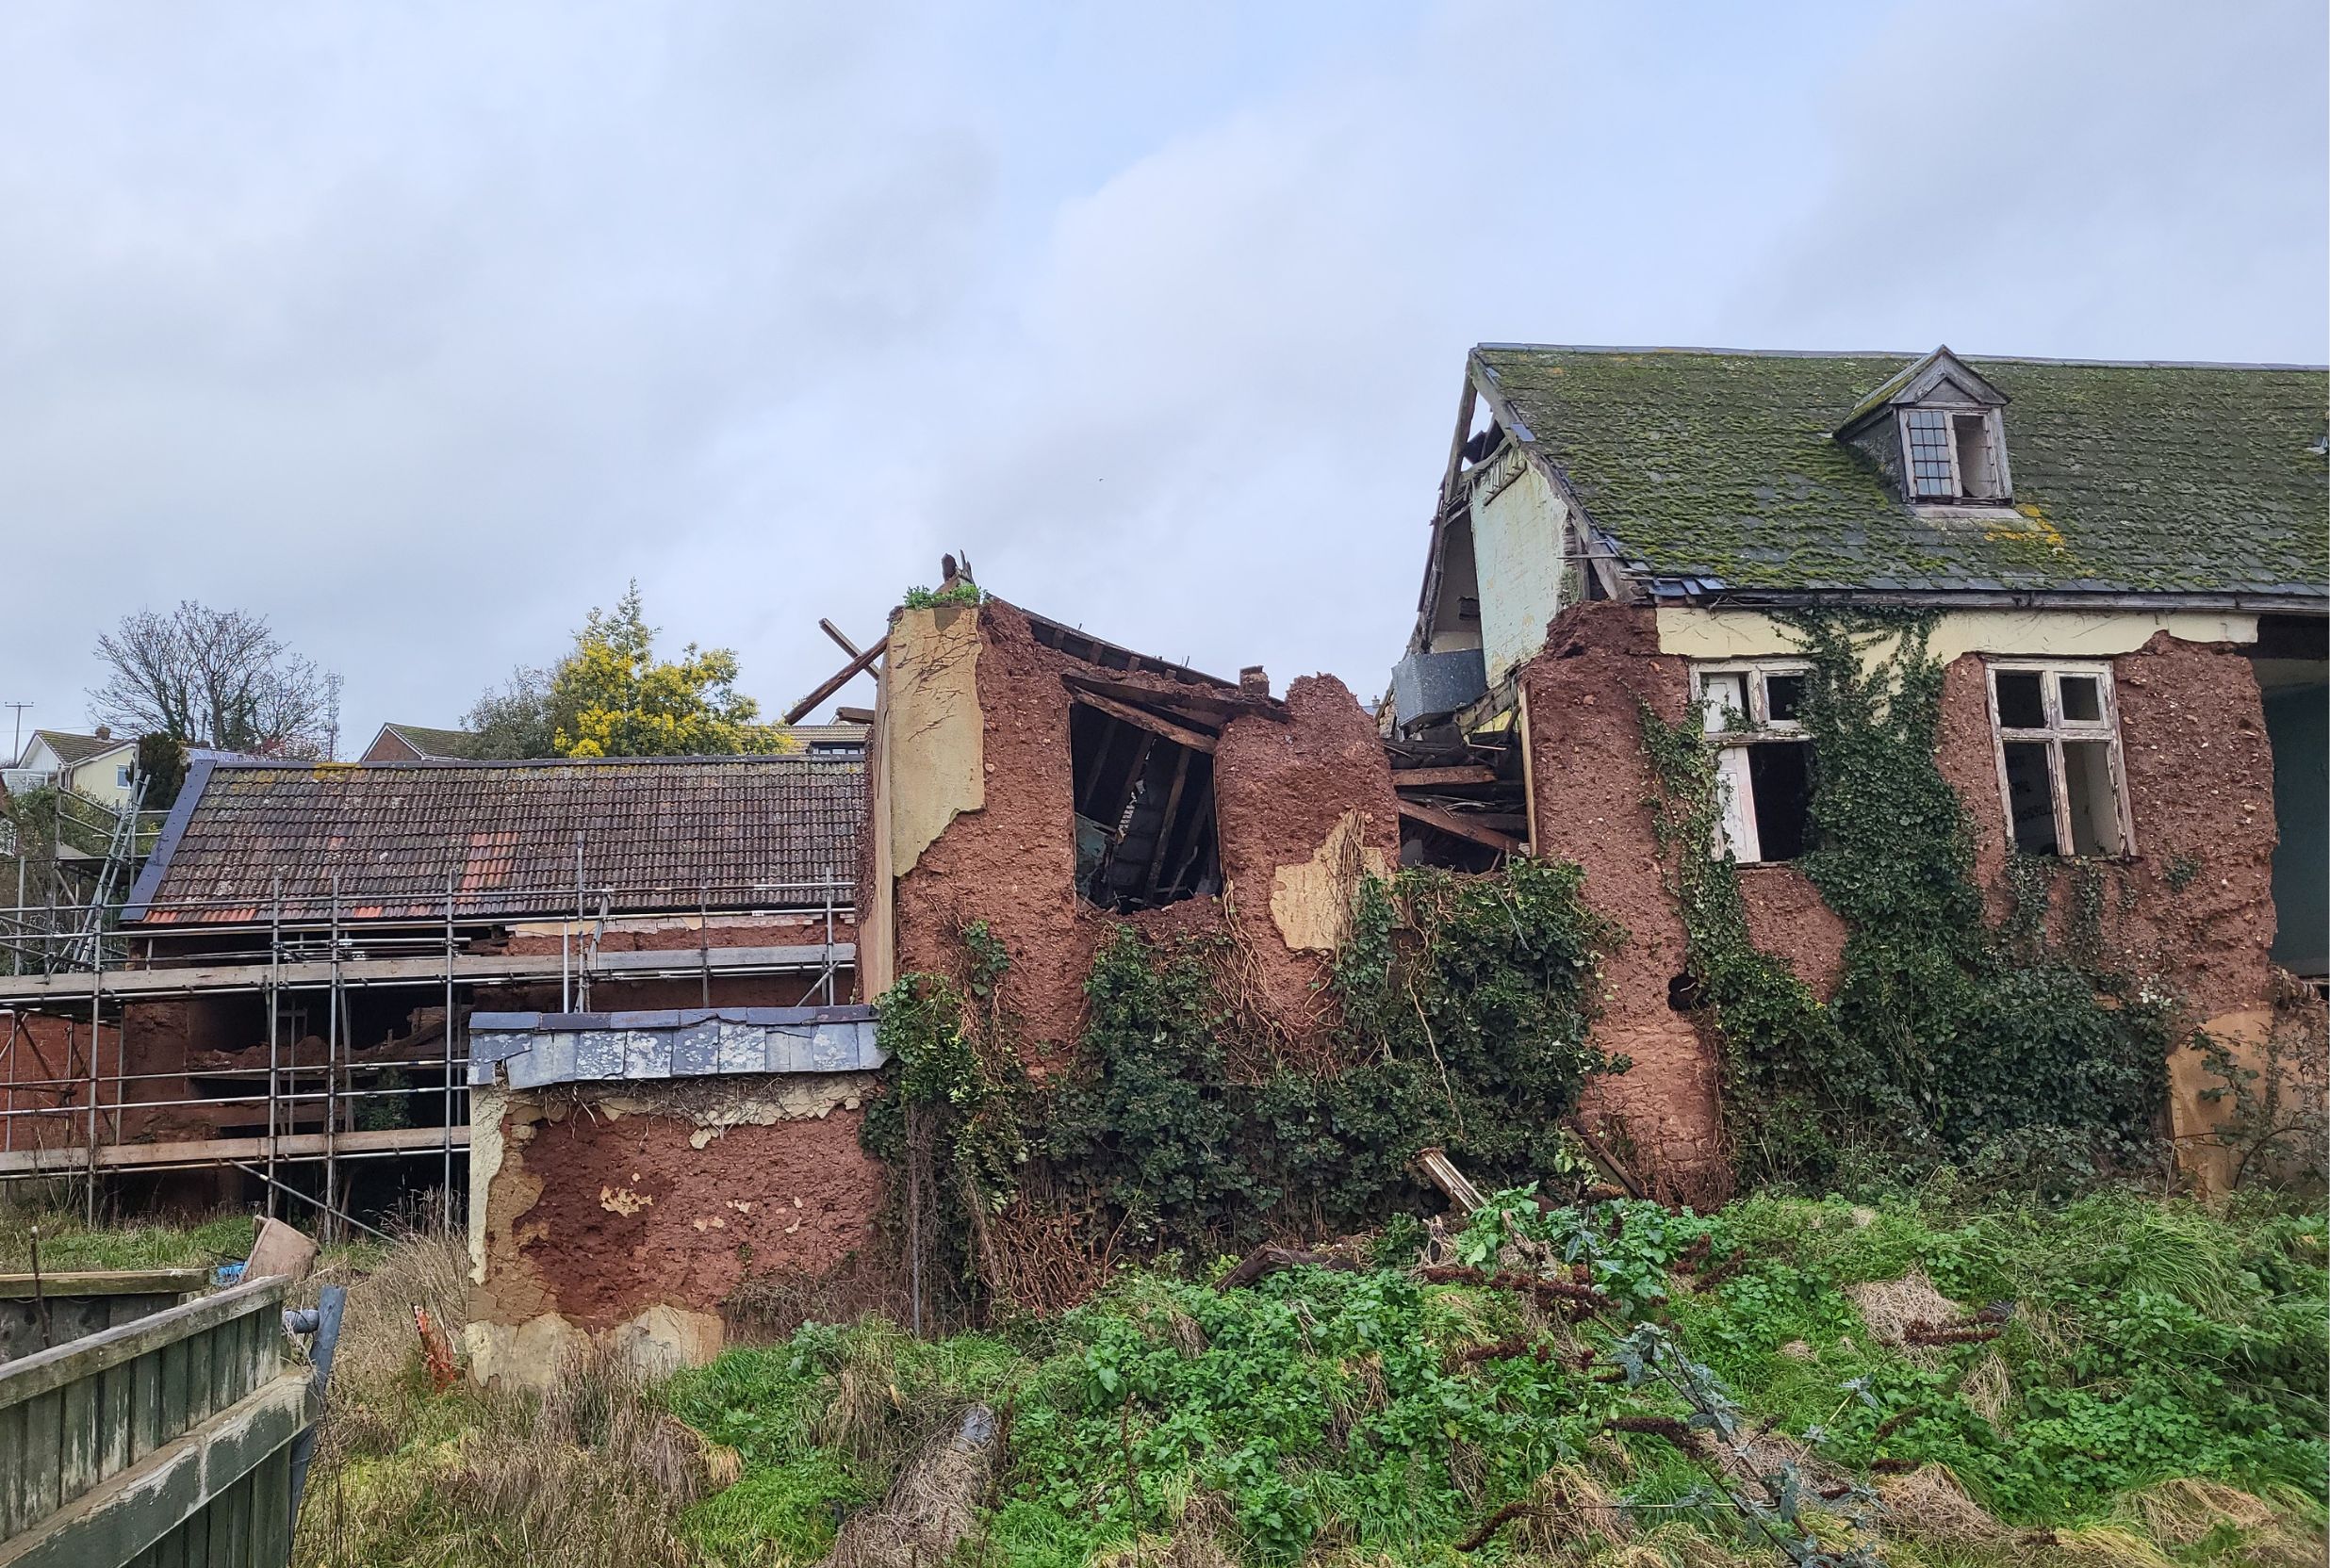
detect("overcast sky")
[2,0,2323,757]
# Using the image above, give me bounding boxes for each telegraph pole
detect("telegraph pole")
[3,702,28,767]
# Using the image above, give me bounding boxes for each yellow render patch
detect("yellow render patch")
[466,1086,510,1285]
[1270,808,1391,953]
[883,604,985,875]
[691,1214,728,1232]
[599,1184,652,1216]
[2168,1009,2275,1198]
[1656,607,2258,665]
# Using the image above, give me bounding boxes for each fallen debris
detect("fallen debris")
[819,1404,999,1568]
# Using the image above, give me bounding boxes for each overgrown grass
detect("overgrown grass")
[0,1204,255,1272]
[36,1188,2322,1567]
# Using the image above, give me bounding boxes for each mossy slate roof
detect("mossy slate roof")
[1473,346,2328,602]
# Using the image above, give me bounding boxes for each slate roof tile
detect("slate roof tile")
[1474,347,2328,599]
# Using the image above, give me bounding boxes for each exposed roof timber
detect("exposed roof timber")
[1021,607,1235,688]
[1069,690,1219,755]
[1396,798,1523,856]
[1060,671,1287,725]
[1391,764,1500,789]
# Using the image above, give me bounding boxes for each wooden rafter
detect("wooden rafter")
[1392,764,1500,790]
[1396,799,1522,857]
[1071,691,1219,755]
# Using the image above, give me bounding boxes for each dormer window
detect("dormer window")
[1902,407,2007,500]
[1839,347,2013,506]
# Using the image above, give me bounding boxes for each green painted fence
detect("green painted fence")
[0,1275,310,1568]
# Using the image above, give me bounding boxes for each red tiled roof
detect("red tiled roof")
[124,756,863,925]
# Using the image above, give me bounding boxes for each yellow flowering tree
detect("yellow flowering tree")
[547,585,789,758]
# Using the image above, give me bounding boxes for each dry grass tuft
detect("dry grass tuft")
[820,1404,999,1568]
[1844,1268,1961,1350]
[1509,1462,1630,1557]
[1875,1462,2010,1546]
[2127,1477,2277,1544]
[319,1219,469,1396]
[1958,1348,2014,1426]
[2041,1523,2179,1566]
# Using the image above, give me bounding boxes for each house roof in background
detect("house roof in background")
[369,723,478,760]
[1471,345,2329,603]
[123,754,864,926]
[20,730,133,768]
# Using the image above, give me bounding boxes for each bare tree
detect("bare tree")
[90,602,341,759]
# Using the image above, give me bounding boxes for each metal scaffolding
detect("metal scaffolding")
[0,874,857,1236]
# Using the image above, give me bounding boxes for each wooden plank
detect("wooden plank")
[1390,764,1500,789]
[159,1338,189,1457]
[97,1358,133,1480]
[1071,691,1218,755]
[781,635,888,726]
[0,1125,468,1177]
[0,1398,25,1536]
[129,1347,162,1463]
[816,618,861,658]
[185,1324,212,1429]
[1060,670,1287,724]
[0,939,857,1008]
[1396,800,1523,857]
[0,1268,210,1299]
[19,1389,61,1527]
[57,1371,97,1506]
[0,1277,287,1412]
[1140,748,1194,899]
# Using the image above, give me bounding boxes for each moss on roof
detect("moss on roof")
[1474,346,2328,598]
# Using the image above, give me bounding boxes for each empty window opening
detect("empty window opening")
[1989,662,2130,858]
[1070,699,1219,912]
[1953,413,2003,497]
[1667,972,1703,1012]
[1694,662,1813,864]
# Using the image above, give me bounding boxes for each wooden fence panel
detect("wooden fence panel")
[0,1276,306,1568]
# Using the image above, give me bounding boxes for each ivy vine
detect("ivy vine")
[1641,611,2174,1187]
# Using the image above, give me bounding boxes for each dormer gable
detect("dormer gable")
[1838,346,2013,504]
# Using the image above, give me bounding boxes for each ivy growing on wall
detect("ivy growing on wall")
[1641,611,2174,1188]
[865,860,1627,1297]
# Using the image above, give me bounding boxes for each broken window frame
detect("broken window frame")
[1690,660,1813,865]
[1985,660,2135,858]
[1896,404,2010,502]
[1068,690,1222,912]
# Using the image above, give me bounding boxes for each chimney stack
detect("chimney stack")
[1239,666,1269,696]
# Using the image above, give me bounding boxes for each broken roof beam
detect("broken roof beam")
[1071,690,1219,755]
[1391,764,1500,790]
[1061,671,1288,725]
[784,636,888,726]
[1397,799,1523,857]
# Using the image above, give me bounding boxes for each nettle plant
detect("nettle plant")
[1641,611,2174,1189]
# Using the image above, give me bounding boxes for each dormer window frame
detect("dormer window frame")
[1897,401,2012,504]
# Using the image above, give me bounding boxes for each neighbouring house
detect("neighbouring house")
[0,751,873,1382]
[3,728,139,809]
[359,723,478,761]
[1391,343,2327,1196]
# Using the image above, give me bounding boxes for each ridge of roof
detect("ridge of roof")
[1474,342,2330,372]
[205,752,861,772]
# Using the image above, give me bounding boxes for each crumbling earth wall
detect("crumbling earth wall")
[1519,603,2289,1202]
[464,1072,887,1386]
[886,599,1400,1070]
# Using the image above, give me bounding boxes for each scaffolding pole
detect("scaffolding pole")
[442,873,454,1222]
[325,874,341,1246]
[84,961,99,1224]
[267,882,281,1220]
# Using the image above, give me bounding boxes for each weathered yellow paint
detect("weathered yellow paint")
[1472,454,1568,686]
[1269,809,1390,953]
[466,1086,509,1286]
[463,1302,725,1388]
[1655,607,2258,665]
[882,605,986,877]
[2168,1009,2281,1198]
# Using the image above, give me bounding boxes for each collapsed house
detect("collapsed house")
[1389,344,2326,1195]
